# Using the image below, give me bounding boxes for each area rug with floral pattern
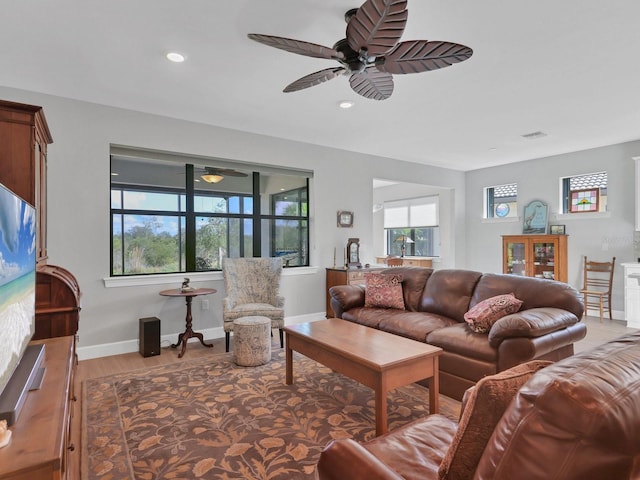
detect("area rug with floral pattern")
[82,349,461,480]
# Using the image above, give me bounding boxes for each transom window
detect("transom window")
[110,153,310,276]
[484,183,518,218]
[561,171,607,214]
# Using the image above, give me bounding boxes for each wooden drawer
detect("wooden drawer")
[402,258,433,267]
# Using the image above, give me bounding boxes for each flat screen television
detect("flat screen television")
[0,181,42,426]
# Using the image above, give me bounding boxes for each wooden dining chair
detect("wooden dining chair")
[580,256,615,322]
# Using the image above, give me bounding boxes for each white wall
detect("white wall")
[465,141,640,317]
[0,87,467,358]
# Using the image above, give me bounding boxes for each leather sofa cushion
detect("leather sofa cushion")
[344,309,456,342]
[427,324,497,363]
[380,266,433,311]
[364,414,458,480]
[420,270,483,321]
[438,360,551,480]
[472,273,584,319]
[475,330,640,480]
[378,312,457,342]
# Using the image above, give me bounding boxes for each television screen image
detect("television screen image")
[0,182,36,399]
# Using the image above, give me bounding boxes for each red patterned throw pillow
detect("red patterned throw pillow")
[364,272,405,310]
[464,293,523,333]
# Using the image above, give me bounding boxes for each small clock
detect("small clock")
[346,238,361,267]
[337,211,353,228]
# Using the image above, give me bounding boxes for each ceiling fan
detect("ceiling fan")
[247,0,473,100]
[199,167,248,184]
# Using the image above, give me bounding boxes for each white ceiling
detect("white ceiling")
[3,0,640,171]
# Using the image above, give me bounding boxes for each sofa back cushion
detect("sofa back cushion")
[471,273,584,319]
[420,269,483,321]
[438,360,551,480]
[474,331,640,480]
[381,266,433,311]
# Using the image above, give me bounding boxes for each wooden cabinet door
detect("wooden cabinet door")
[502,235,568,283]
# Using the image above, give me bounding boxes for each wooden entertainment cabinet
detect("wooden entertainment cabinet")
[0,100,81,340]
[0,100,52,266]
[0,336,77,480]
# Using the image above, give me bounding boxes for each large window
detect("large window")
[484,183,518,218]
[561,171,607,214]
[110,154,310,276]
[383,196,440,257]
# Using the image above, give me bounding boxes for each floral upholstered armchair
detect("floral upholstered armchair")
[221,257,285,352]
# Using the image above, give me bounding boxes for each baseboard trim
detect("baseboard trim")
[584,308,625,322]
[77,312,325,361]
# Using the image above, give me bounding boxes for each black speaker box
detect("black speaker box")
[139,317,160,357]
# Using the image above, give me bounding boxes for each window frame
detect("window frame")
[110,160,310,276]
[484,183,518,219]
[560,171,608,214]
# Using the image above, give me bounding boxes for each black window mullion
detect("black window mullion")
[185,164,196,271]
[252,172,261,257]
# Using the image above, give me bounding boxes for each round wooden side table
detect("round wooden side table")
[159,287,216,358]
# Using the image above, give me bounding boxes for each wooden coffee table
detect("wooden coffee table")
[284,318,442,436]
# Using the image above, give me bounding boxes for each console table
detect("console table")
[159,288,216,358]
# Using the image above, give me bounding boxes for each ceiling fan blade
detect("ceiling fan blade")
[247,34,344,60]
[378,40,473,74]
[218,169,248,177]
[204,167,248,177]
[349,67,393,100]
[346,0,408,57]
[283,67,346,93]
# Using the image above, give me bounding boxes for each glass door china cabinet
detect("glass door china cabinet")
[502,235,568,283]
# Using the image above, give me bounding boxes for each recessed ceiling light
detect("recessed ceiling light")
[338,100,354,109]
[166,52,185,63]
[111,172,119,176]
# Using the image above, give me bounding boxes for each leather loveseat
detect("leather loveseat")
[317,330,640,480]
[329,267,586,400]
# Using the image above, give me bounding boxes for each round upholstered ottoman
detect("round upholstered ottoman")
[233,316,271,366]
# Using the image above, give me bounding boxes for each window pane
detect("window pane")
[195,216,227,270]
[264,219,308,266]
[121,214,183,274]
[194,195,228,213]
[386,227,439,257]
[123,191,180,211]
[111,189,121,209]
[112,214,123,274]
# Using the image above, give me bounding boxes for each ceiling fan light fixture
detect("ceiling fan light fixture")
[201,173,224,183]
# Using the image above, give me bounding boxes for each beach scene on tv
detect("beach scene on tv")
[0,184,36,396]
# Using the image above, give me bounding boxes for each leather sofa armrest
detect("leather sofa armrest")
[329,285,365,318]
[317,439,405,480]
[488,307,579,348]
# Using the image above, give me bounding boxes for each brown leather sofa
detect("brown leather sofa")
[317,330,640,480]
[329,267,586,400]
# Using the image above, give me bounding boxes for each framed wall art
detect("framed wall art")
[337,211,353,228]
[550,224,566,235]
[522,200,548,234]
